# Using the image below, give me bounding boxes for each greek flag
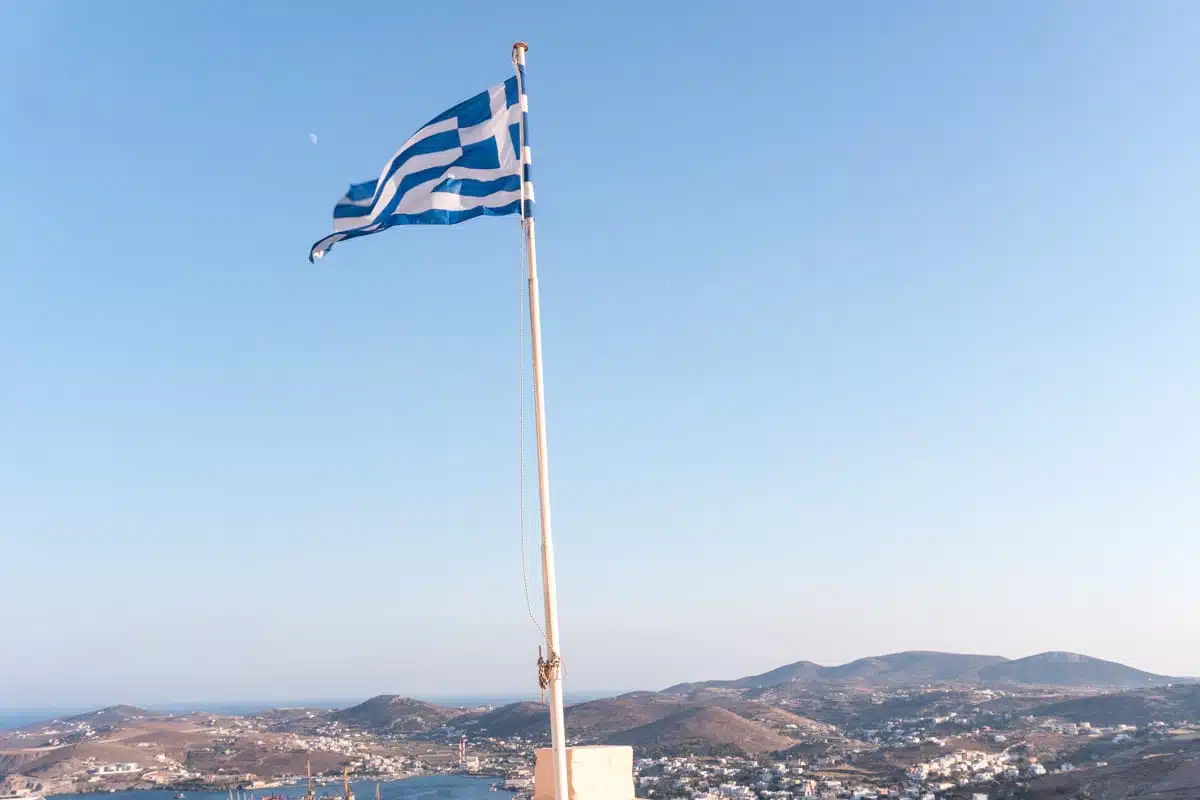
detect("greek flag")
[309,69,532,262]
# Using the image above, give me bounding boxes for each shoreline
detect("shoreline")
[47,775,496,799]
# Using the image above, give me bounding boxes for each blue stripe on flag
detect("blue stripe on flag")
[435,174,520,197]
[346,180,377,203]
[451,91,496,128]
[457,139,501,170]
[429,88,488,127]
[385,129,460,175]
[516,64,533,221]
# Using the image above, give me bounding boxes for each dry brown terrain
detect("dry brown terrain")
[1023,735,1200,799]
[605,706,793,754]
[710,699,837,737]
[1027,752,1200,799]
[0,713,455,794]
[457,692,838,749]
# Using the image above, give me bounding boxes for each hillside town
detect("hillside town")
[3,653,1200,800]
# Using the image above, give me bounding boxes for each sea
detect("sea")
[0,710,114,731]
[49,776,497,800]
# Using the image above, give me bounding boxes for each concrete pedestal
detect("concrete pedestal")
[534,746,634,800]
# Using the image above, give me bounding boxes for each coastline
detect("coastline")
[47,775,496,799]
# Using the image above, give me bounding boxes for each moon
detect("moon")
[309,133,318,145]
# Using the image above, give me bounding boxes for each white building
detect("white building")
[89,764,142,776]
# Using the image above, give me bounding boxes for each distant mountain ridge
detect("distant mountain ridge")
[665,650,1178,692]
[979,651,1175,689]
[7,651,1189,768]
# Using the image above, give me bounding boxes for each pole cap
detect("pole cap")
[513,41,529,54]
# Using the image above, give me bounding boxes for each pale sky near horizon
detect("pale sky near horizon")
[2,1,1198,708]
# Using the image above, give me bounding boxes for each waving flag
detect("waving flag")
[309,69,533,262]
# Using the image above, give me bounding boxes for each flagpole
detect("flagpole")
[513,41,570,800]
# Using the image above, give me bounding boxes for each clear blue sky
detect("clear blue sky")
[2,1,1198,707]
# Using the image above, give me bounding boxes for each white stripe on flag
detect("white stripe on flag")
[429,188,522,212]
[366,148,463,224]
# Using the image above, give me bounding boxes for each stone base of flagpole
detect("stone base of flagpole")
[533,746,634,800]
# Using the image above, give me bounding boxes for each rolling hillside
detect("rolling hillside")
[665,650,1177,692]
[605,706,793,754]
[453,702,548,737]
[329,695,463,732]
[437,694,690,741]
[978,652,1172,689]
[665,662,825,693]
[453,693,837,744]
[62,706,153,727]
[710,700,838,737]
[666,651,1006,692]
[1025,738,1200,800]
[1034,684,1200,726]
[819,652,1007,682]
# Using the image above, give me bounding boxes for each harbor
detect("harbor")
[49,777,496,800]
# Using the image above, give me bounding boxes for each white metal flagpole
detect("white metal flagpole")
[513,41,571,800]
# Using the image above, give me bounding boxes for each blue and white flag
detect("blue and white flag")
[310,70,532,262]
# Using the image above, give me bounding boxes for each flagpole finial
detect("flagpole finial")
[513,41,529,59]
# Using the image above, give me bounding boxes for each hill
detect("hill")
[978,652,1172,689]
[1034,684,1200,726]
[451,693,835,745]
[710,699,838,737]
[431,693,685,742]
[566,693,693,738]
[7,739,159,780]
[820,651,1007,683]
[486,692,695,741]
[329,695,462,732]
[1024,737,1200,800]
[665,662,824,693]
[666,652,1007,692]
[453,702,547,738]
[665,650,1178,692]
[606,706,792,755]
[62,706,153,727]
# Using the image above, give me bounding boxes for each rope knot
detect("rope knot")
[537,646,562,701]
